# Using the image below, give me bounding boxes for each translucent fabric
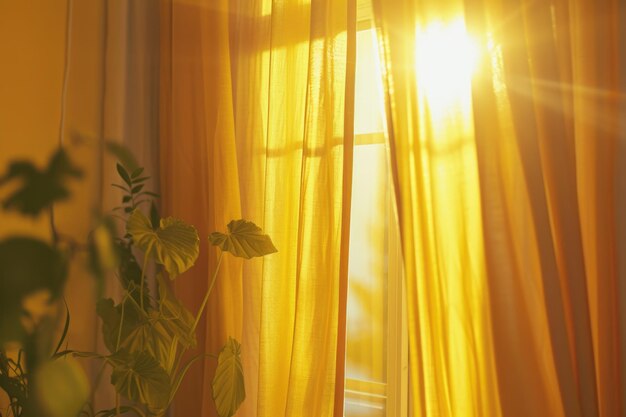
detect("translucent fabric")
[373,0,625,415]
[159,0,355,415]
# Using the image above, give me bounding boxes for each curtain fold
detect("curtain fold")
[159,2,243,416]
[374,0,624,416]
[374,1,500,416]
[160,0,355,415]
[372,0,502,415]
[469,1,623,415]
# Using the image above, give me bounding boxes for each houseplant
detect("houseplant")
[0,147,87,417]
[0,145,276,417]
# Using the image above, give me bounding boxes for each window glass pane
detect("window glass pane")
[345,143,390,416]
[346,143,389,383]
[354,29,385,136]
[347,10,395,417]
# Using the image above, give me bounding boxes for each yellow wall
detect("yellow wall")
[0,0,117,409]
[0,0,113,236]
[0,0,68,237]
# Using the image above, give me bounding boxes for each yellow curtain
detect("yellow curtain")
[374,0,623,416]
[159,0,355,415]
[372,0,501,415]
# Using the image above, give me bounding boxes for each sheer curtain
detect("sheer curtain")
[374,0,624,416]
[159,0,355,416]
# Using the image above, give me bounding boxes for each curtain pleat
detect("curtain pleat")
[160,2,243,417]
[463,1,566,415]
[372,0,502,416]
[496,1,596,415]
[566,2,621,415]
[618,1,626,412]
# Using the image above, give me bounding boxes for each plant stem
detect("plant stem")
[130,188,136,210]
[191,251,224,333]
[139,242,153,311]
[115,393,120,417]
[116,295,127,351]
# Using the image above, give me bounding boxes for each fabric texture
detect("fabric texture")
[373,0,624,415]
[159,0,355,416]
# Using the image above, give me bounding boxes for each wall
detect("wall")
[0,0,160,411]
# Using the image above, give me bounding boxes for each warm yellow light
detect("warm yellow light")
[415,20,478,109]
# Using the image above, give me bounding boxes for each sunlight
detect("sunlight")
[415,19,478,109]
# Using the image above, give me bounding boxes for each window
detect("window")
[344,2,408,416]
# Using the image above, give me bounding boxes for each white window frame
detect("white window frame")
[344,0,409,407]
[344,130,408,417]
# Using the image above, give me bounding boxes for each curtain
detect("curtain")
[373,0,624,416]
[159,0,355,416]
[372,0,500,415]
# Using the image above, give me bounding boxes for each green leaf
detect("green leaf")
[0,148,83,216]
[96,298,143,353]
[212,338,245,417]
[111,183,130,193]
[34,358,90,417]
[209,220,277,259]
[97,287,178,373]
[132,176,150,184]
[127,210,199,278]
[116,163,132,187]
[105,141,139,172]
[0,237,67,343]
[122,195,132,203]
[109,350,171,412]
[130,167,144,179]
[124,312,178,374]
[156,275,196,348]
[131,184,144,194]
[116,241,151,308]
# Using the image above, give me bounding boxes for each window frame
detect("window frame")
[344,4,408,413]
[345,129,408,417]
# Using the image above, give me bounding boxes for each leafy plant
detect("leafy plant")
[111,164,158,215]
[79,161,276,417]
[0,146,277,417]
[0,148,82,216]
[0,148,88,417]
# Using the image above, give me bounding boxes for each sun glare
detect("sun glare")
[415,19,479,109]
